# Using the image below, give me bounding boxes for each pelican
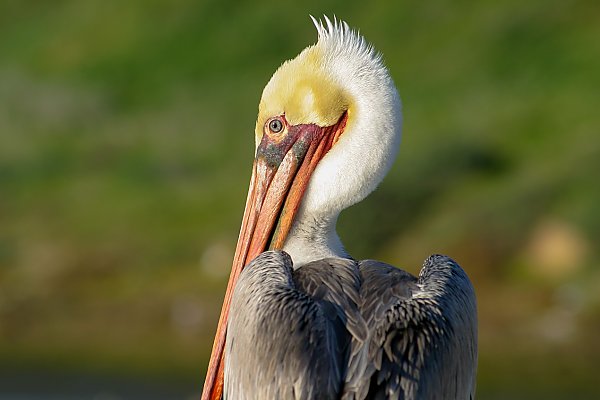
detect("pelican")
[202,17,477,400]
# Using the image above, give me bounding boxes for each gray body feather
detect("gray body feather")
[225,251,477,400]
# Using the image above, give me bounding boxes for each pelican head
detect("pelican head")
[249,16,402,266]
[203,16,402,399]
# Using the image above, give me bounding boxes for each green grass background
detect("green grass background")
[0,0,599,398]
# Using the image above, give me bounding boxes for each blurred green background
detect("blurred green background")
[0,0,599,398]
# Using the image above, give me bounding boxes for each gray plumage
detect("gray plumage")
[224,251,477,400]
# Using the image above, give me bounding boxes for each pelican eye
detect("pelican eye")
[268,118,284,134]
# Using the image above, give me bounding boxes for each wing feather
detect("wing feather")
[343,255,477,400]
[226,251,477,400]
[225,251,347,399]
